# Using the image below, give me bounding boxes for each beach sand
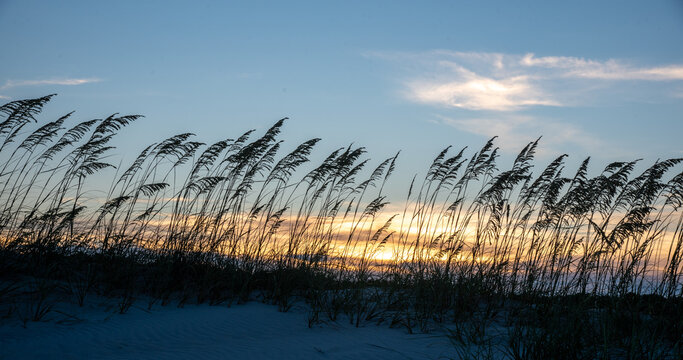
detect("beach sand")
[1,300,457,359]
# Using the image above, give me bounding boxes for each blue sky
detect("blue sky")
[1,0,682,194]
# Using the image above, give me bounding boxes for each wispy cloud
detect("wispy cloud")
[407,66,559,111]
[371,50,683,111]
[520,53,683,81]
[366,50,682,156]
[0,77,101,90]
[436,115,616,157]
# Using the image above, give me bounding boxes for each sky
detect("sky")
[1,0,682,195]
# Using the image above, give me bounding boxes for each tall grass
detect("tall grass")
[1,95,681,358]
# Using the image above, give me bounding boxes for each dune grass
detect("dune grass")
[1,95,682,359]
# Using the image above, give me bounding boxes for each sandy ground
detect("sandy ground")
[0,300,458,359]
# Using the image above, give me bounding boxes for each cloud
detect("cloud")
[0,77,101,90]
[520,53,683,81]
[367,50,682,156]
[407,67,559,111]
[436,115,610,157]
[372,50,683,111]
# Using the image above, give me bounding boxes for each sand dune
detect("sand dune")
[1,301,456,359]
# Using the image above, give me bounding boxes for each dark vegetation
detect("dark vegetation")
[1,95,682,359]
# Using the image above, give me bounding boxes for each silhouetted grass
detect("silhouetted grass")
[1,95,681,358]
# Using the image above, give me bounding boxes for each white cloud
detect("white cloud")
[1,77,101,90]
[372,50,683,111]
[520,53,683,81]
[407,66,560,111]
[366,50,683,156]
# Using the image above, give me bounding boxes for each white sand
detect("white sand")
[0,301,458,359]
